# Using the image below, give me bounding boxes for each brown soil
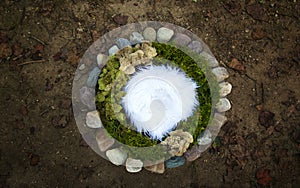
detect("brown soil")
[0,0,299,187]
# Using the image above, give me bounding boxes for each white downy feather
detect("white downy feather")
[121,65,199,140]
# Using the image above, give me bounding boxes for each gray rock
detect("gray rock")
[108,45,119,55]
[79,86,95,109]
[86,110,102,128]
[216,98,231,112]
[106,148,127,166]
[95,129,115,152]
[130,32,144,44]
[219,82,232,97]
[125,158,143,173]
[165,156,185,168]
[172,33,191,46]
[188,41,203,54]
[200,51,219,67]
[116,38,131,49]
[197,130,212,145]
[87,67,101,87]
[212,67,229,82]
[157,27,174,42]
[143,27,156,41]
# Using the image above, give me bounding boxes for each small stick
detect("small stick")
[261,82,265,104]
[18,59,46,66]
[29,35,47,46]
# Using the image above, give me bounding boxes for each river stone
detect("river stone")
[197,130,212,145]
[130,32,144,44]
[97,54,107,67]
[86,110,102,128]
[157,27,174,43]
[109,45,119,55]
[116,38,131,49]
[143,27,156,41]
[212,67,229,82]
[165,156,185,168]
[213,113,227,127]
[87,67,101,87]
[172,33,191,46]
[79,86,95,109]
[78,64,85,71]
[144,162,165,174]
[188,41,203,54]
[184,146,202,162]
[219,82,232,97]
[106,148,127,166]
[125,158,143,173]
[216,98,231,112]
[95,129,115,152]
[200,51,219,67]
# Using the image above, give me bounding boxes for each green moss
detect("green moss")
[95,42,215,148]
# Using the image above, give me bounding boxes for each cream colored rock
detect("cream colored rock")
[141,42,157,58]
[161,129,193,156]
[125,158,143,173]
[169,129,193,143]
[124,65,136,75]
[216,98,231,112]
[219,82,232,97]
[212,67,229,82]
[117,44,156,74]
[106,148,127,166]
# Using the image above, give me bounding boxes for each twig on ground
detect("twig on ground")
[29,35,47,46]
[17,59,46,66]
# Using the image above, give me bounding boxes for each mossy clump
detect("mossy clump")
[95,42,213,148]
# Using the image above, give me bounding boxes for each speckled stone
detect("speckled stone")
[212,67,229,82]
[130,32,144,44]
[125,158,143,173]
[86,110,102,128]
[188,41,203,54]
[165,156,185,168]
[79,86,95,109]
[216,98,231,112]
[143,27,156,41]
[116,38,131,49]
[172,33,191,46]
[87,67,101,87]
[197,130,212,145]
[219,82,232,97]
[108,45,119,55]
[157,27,174,43]
[95,129,115,152]
[106,148,127,166]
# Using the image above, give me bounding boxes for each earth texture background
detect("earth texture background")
[0,0,299,187]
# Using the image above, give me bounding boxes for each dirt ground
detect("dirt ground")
[0,0,299,187]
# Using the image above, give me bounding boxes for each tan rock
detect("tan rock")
[161,129,193,156]
[144,162,165,174]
